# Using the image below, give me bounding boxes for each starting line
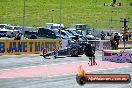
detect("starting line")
[0,61,132,78]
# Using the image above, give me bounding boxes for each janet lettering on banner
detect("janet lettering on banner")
[0,40,59,55]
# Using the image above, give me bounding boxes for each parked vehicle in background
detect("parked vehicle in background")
[65,29,82,37]
[0,24,11,29]
[6,30,20,38]
[0,29,10,37]
[24,31,37,39]
[4,25,13,30]
[43,23,64,29]
[85,33,95,40]
[10,26,22,31]
[61,30,75,39]
[68,24,92,36]
[0,28,19,37]
[1,25,21,38]
[23,27,38,39]
[53,29,75,39]
[0,24,5,29]
[37,27,75,39]
[37,28,60,39]
[23,26,38,31]
[69,24,91,30]
[69,24,97,40]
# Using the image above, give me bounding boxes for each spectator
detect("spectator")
[14,31,22,40]
[100,31,105,40]
[110,33,116,50]
[113,33,120,50]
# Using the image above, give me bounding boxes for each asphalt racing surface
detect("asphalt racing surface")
[0,51,132,88]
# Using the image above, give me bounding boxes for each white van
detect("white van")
[0,24,11,29]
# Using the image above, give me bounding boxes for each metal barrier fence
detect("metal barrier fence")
[61,39,132,51]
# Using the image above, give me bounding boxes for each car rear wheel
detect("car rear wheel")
[71,48,79,57]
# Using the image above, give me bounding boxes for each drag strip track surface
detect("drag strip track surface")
[0,67,132,88]
[0,51,132,88]
[0,51,102,70]
[0,61,132,78]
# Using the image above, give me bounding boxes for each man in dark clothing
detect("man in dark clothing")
[14,31,22,40]
[110,38,116,50]
[101,31,105,40]
[113,33,120,50]
[84,43,97,66]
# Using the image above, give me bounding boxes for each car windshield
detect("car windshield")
[53,30,59,35]
[71,30,79,35]
[14,27,21,30]
[4,26,13,30]
[51,26,61,29]
[76,30,82,35]
[65,31,73,36]
[0,25,5,29]
[66,30,74,35]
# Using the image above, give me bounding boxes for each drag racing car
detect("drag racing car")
[41,36,95,59]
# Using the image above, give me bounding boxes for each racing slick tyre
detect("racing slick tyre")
[70,48,79,57]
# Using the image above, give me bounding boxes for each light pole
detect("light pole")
[110,11,114,33]
[52,10,54,23]
[52,0,54,23]
[22,0,26,39]
[59,0,62,39]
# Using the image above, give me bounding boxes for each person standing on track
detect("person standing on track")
[84,43,97,66]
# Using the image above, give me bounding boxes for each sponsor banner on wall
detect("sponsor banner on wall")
[0,40,61,55]
[102,51,132,63]
[99,40,112,50]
